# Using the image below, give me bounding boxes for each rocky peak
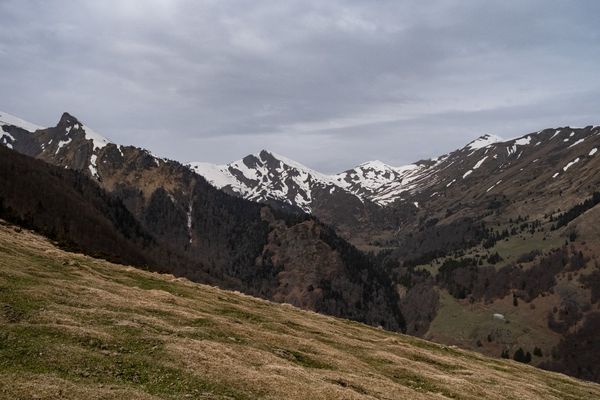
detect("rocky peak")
[57,112,81,128]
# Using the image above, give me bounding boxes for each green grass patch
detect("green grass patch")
[0,323,254,399]
[404,352,465,372]
[272,348,333,370]
[216,306,266,323]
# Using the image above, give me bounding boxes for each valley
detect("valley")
[2,111,600,385]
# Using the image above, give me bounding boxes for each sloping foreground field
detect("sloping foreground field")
[0,221,598,400]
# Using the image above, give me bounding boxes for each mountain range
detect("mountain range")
[189,134,504,209]
[190,124,600,253]
[2,109,600,383]
[0,110,403,331]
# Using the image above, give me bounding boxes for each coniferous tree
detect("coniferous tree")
[513,348,526,363]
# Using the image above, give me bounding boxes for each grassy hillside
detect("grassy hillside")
[1,221,599,399]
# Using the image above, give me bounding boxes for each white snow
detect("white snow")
[563,158,580,172]
[55,137,72,154]
[506,146,517,155]
[505,135,532,156]
[552,172,559,178]
[336,161,417,195]
[190,149,445,209]
[82,124,110,150]
[473,156,488,170]
[190,150,343,212]
[466,134,503,150]
[590,148,598,156]
[1,132,14,149]
[188,162,242,190]
[413,201,419,208]
[486,180,502,192]
[568,138,585,148]
[1,132,15,148]
[550,130,561,139]
[187,202,193,244]
[88,154,99,178]
[514,136,531,146]
[0,111,43,132]
[1,132,15,142]
[185,126,574,212]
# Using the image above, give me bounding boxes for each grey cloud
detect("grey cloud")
[1,0,599,172]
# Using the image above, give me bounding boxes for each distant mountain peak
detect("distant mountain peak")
[55,112,111,150]
[357,160,394,170]
[58,112,81,128]
[466,134,503,150]
[188,126,600,210]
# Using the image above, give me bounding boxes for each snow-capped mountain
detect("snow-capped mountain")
[1,111,113,174]
[188,128,600,214]
[190,150,347,212]
[0,111,172,182]
[1,110,406,333]
[3,110,600,217]
[189,151,443,211]
[186,135,507,210]
[3,109,600,248]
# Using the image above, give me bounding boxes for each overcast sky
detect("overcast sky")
[1,1,599,172]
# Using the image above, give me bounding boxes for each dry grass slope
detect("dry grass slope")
[0,221,599,400]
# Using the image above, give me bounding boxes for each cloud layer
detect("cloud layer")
[1,0,599,172]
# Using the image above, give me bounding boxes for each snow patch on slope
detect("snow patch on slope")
[473,156,488,170]
[0,111,43,132]
[514,136,531,146]
[563,158,580,172]
[89,154,99,178]
[1,131,15,148]
[568,138,585,148]
[187,201,193,244]
[55,137,72,154]
[466,134,503,150]
[82,124,110,150]
[188,162,243,191]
